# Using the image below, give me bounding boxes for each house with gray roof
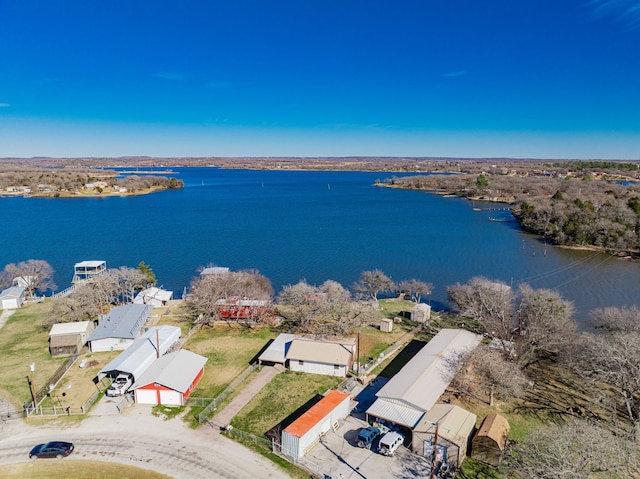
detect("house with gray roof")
[88,303,153,352]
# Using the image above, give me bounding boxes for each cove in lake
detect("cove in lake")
[2,167,638,325]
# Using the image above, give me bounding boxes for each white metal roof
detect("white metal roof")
[200,266,230,275]
[98,325,181,381]
[372,328,481,415]
[74,260,106,268]
[366,397,426,429]
[133,287,174,304]
[131,349,208,393]
[258,333,301,364]
[49,321,92,336]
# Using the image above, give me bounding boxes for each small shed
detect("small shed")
[471,413,510,466]
[412,403,477,468]
[131,349,208,406]
[281,390,351,460]
[49,321,95,357]
[411,303,431,323]
[0,286,26,309]
[380,318,393,332]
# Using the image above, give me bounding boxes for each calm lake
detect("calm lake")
[2,167,639,325]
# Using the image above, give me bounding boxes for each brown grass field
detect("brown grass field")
[0,460,171,479]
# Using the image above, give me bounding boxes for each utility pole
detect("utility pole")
[430,422,439,479]
[29,362,36,406]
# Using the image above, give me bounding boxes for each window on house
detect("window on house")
[334,364,340,370]
[299,360,304,366]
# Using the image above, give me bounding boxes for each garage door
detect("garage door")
[159,390,182,406]
[136,389,158,405]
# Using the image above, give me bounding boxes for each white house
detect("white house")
[0,286,26,309]
[133,287,173,307]
[131,349,207,406]
[281,390,351,460]
[286,337,356,377]
[88,304,153,352]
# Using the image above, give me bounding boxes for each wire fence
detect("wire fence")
[197,362,258,424]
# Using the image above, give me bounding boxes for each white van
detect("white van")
[378,431,404,456]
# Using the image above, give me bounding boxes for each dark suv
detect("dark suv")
[356,426,381,449]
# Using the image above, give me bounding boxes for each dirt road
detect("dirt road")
[0,405,290,479]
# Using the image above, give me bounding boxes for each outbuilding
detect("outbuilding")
[88,304,153,352]
[131,349,207,406]
[97,325,182,383]
[281,390,351,460]
[471,413,510,466]
[366,329,482,438]
[49,321,95,357]
[412,403,477,468]
[0,286,26,309]
[411,303,432,323]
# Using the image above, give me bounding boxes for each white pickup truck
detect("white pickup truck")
[106,373,133,397]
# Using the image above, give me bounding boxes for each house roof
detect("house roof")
[283,390,350,438]
[133,287,173,304]
[49,321,92,336]
[98,325,182,381]
[200,266,230,275]
[131,349,208,393]
[474,413,510,450]
[371,329,481,416]
[0,286,25,299]
[286,337,356,366]
[414,403,477,446]
[258,333,301,364]
[88,304,153,341]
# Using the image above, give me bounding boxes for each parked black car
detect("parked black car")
[29,441,74,459]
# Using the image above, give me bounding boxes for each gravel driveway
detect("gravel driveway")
[0,404,289,479]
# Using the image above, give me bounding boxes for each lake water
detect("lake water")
[1,166,639,325]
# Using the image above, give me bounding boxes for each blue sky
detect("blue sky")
[0,1,639,159]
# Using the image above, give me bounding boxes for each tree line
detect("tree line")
[388,161,640,255]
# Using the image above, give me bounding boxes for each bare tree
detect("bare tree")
[187,270,273,326]
[515,284,577,366]
[577,306,640,440]
[397,279,433,303]
[278,279,376,336]
[447,277,515,357]
[454,343,528,405]
[3,259,56,297]
[506,418,640,478]
[353,269,395,301]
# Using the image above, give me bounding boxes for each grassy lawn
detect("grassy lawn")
[0,301,73,408]
[231,371,343,436]
[0,460,172,479]
[183,323,278,398]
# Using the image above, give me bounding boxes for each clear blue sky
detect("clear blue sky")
[0,1,639,159]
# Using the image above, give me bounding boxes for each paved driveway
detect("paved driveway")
[300,414,432,479]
